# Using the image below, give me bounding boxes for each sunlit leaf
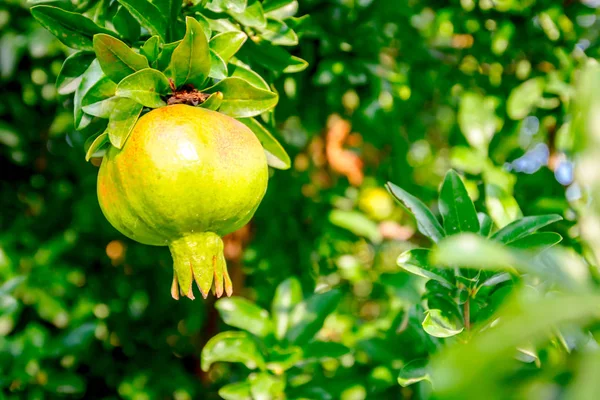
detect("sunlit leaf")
[229,62,270,90]
[286,289,341,346]
[478,213,493,237]
[56,51,95,95]
[397,249,454,289]
[199,92,223,111]
[239,117,290,170]
[422,309,463,338]
[430,291,600,398]
[141,36,161,65]
[203,77,278,118]
[215,297,272,337]
[74,60,105,129]
[270,277,303,341]
[507,77,544,120]
[93,34,149,83]
[250,372,285,399]
[219,381,252,400]
[201,331,265,371]
[491,214,562,244]
[242,39,308,73]
[107,98,142,149]
[115,0,166,41]
[386,182,445,243]
[31,5,113,50]
[116,68,170,108]
[210,31,247,63]
[259,18,298,46]
[508,232,562,252]
[398,359,432,387]
[209,50,228,80]
[458,92,497,153]
[439,170,480,235]
[328,210,382,243]
[229,0,266,28]
[168,16,210,88]
[81,76,118,118]
[85,131,109,161]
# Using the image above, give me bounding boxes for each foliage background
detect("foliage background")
[2,0,600,399]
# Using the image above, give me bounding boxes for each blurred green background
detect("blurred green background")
[2,0,600,399]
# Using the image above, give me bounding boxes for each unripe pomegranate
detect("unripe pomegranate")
[97,105,268,299]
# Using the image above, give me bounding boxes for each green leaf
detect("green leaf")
[0,276,26,296]
[208,18,241,34]
[478,213,493,237]
[112,6,140,43]
[85,131,109,161]
[271,277,303,341]
[0,295,18,314]
[219,381,252,400]
[215,297,273,338]
[229,62,270,90]
[250,372,285,399]
[115,0,167,41]
[152,0,182,41]
[168,16,211,88]
[203,77,278,118]
[209,50,228,80]
[507,232,562,252]
[491,215,563,244]
[56,51,95,95]
[201,331,265,371]
[93,34,149,83]
[141,36,161,65]
[328,210,382,243]
[74,60,105,129]
[266,347,303,373]
[195,13,212,40]
[430,233,521,274]
[439,170,480,235]
[229,0,266,28]
[199,92,223,110]
[369,366,396,393]
[242,39,308,73]
[422,309,463,338]
[430,291,600,398]
[485,183,522,228]
[565,350,600,400]
[398,359,432,387]
[30,5,113,51]
[259,18,298,46]
[458,92,497,153]
[386,182,445,243]
[397,249,454,289]
[210,31,247,63]
[239,118,291,170]
[82,97,120,118]
[302,341,350,361]
[228,0,248,13]
[506,77,544,120]
[108,98,142,149]
[81,76,118,118]
[286,289,342,346]
[264,0,298,19]
[115,68,170,108]
[156,40,180,71]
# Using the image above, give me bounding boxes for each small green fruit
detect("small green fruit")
[97,105,268,299]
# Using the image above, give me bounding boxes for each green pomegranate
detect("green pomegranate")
[97,104,268,300]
